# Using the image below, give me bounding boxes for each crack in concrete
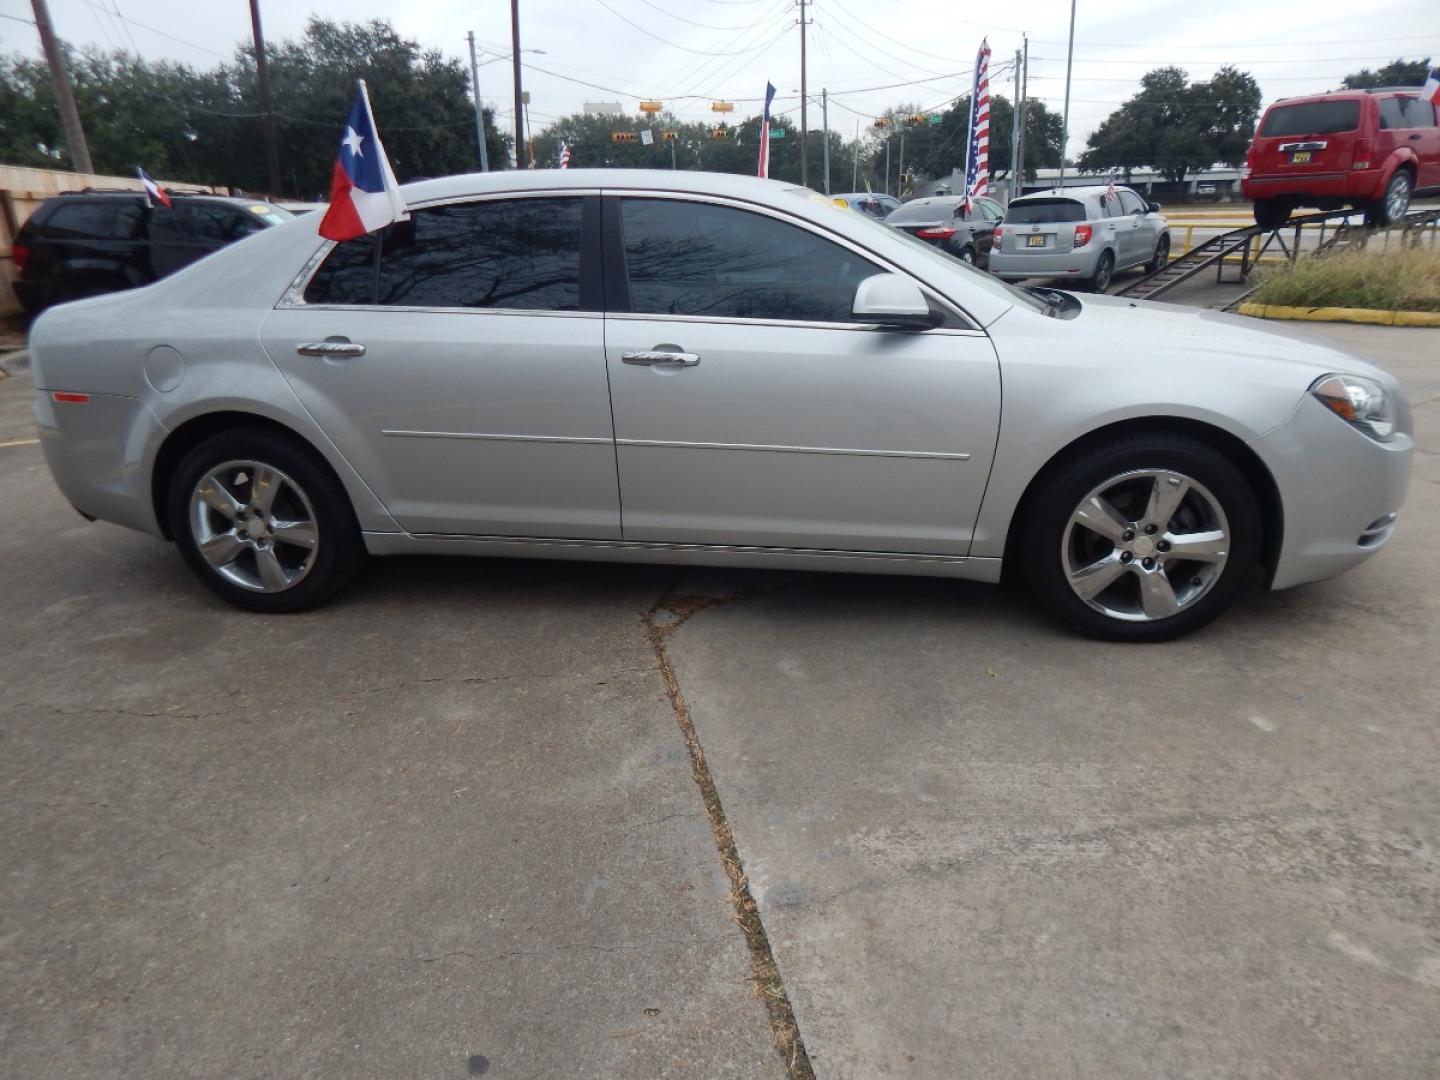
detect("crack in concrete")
[642,577,815,1079]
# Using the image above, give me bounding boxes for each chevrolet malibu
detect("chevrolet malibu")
[29,171,1412,641]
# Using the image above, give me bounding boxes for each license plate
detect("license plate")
[1026,234,1046,248]
[1290,150,1312,164]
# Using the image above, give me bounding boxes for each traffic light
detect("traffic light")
[710,127,729,140]
[907,114,927,125]
[662,131,678,142]
[872,117,891,129]
[611,131,637,143]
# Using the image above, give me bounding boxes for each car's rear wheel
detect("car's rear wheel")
[1146,234,1171,274]
[168,429,365,612]
[1088,250,1114,292]
[957,245,976,265]
[1020,433,1261,642]
[1367,170,1412,227]
[1252,199,1290,230]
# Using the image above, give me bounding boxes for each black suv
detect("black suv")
[11,190,292,316]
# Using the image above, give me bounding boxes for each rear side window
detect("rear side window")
[618,198,882,323]
[44,202,115,238]
[1260,100,1361,137]
[1378,96,1434,130]
[304,197,584,309]
[1004,199,1087,224]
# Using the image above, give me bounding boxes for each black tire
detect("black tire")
[1252,199,1290,230]
[1367,170,1412,227]
[168,428,365,613]
[1018,432,1262,643]
[1146,234,1171,274]
[957,245,976,265]
[1088,250,1115,293]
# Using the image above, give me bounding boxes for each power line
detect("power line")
[629,0,772,31]
[590,0,786,55]
[1029,53,1436,65]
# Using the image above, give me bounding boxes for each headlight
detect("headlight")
[1309,374,1396,442]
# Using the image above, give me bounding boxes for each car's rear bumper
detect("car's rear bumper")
[1256,393,1412,590]
[988,246,1101,280]
[12,279,45,315]
[34,389,168,538]
[1241,169,1386,204]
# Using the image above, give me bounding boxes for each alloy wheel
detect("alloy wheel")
[1385,174,1411,223]
[188,460,320,593]
[1061,468,1230,622]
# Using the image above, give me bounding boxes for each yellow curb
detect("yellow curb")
[1238,303,1440,327]
[0,437,40,448]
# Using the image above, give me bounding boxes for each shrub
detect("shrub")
[1250,244,1440,312]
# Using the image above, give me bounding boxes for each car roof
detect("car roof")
[1268,87,1423,106]
[1012,186,1123,201]
[46,190,277,209]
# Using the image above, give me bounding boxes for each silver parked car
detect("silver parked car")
[989,185,1171,291]
[30,171,1411,641]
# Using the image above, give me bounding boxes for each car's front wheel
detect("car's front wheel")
[1146,234,1171,274]
[168,428,365,612]
[1020,433,1261,642]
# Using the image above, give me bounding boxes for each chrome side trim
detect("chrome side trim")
[388,533,969,564]
[381,430,611,445]
[1278,141,1328,152]
[615,438,971,460]
[606,310,984,337]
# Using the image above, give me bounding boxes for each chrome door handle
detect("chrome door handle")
[297,341,366,358]
[622,350,700,367]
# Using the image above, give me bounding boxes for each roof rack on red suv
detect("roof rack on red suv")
[1240,87,1439,229]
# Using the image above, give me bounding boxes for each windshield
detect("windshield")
[887,199,963,223]
[1260,100,1360,137]
[787,190,1046,314]
[1005,199,1087,224]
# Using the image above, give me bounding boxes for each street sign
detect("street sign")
[638,100,663,113]
[769,128,786,139]
[928,113,943,125]
[640,129,654,146]
[611,131,637,143]
[711,101,734,113]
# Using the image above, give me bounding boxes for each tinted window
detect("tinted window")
[44,202,114,238]
[376,197,582,309]
[1379,95,1431,130]
[113,203,145,239]
[620,199,882,323]
[1004,199,1087,224]
[1118,190,1145,215]
[188,205,259,242]
[304,234,379,305]
[1260,100,1361,136]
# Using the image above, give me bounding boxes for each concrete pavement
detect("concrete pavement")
[2,321,1436,1079]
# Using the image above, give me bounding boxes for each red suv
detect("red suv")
[1242,87,1440,229]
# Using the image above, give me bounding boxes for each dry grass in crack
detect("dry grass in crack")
[643,611,815,1079]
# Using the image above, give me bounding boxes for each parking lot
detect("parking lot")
[1,319,1437,1079]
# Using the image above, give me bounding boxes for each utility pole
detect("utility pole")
[1060,0,1076,189]
[883,136,890,195]
[821,88,830,195]
[248,0,282,196]
[466,32,490,172]
[852,118,859,191]
[511,0,524,169]
[797,0,809,186]
[1015,35,1028,192]
[1009,48,1021,203]
[30,0,92,174]
[897,132,904,196]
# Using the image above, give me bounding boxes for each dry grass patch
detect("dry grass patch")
[1251,244,1440,312]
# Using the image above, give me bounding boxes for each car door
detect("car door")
[1382,95,1440,190]
[1116,189,1149,266]
[602,193,1001,555]
[261,192,620,539]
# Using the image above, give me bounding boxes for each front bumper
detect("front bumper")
[989,245,1101,281]
[34,389,168,538]
[1257,392,1412,590]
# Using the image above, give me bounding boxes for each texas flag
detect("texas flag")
[757,81,777,179]
[136,167,171,209]
[319,80,408,242]
[1424,67,1440,106]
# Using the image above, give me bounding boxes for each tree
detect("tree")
[1079,66,1261,182]
[899,95,1064,185]
[1342,58,1431,90]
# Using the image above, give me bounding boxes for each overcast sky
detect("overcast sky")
[2,0,1436,158]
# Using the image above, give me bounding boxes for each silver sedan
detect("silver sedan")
[29,171,1412,641]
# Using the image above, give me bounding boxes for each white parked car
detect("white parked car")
[28,170,1412,640]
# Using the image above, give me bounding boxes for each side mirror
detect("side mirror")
[853,273,942,331]
[1147,201,1162,213]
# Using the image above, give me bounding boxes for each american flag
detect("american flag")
[1105,172,1118,203]
[558,141,570,169]
[757,82,777,178]
[962,39,991,214]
